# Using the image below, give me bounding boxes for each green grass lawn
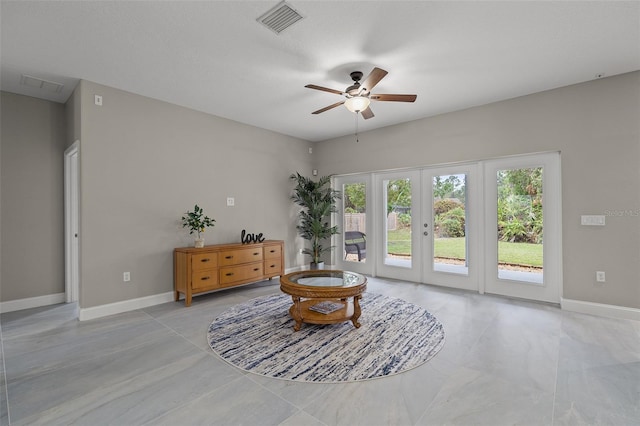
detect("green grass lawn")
[386,230,543,267]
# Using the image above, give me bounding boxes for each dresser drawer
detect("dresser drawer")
[220,262,263,285]
[191,269,219,291]
[219,248,263,266]
[264,244,282,259]
[191,252,218,271]
[264,260,282,276]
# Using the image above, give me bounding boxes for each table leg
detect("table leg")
[291,296,303,331]
[351,295,362,328]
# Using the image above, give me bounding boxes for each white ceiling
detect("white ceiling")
[2,1,639,142]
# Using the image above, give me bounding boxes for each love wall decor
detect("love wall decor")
[241,229,266,244]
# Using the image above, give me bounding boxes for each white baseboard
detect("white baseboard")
[0,293,66,314]
[79,292,175,321]
[561,298,640,321]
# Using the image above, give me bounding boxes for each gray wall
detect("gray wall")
[66,83,81,147]
[2,72,638,311]
[75,80,312,308]
[314,71,640,309]
[0,92,67,301]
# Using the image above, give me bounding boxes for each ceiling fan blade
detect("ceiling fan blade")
[361,106,374,120]
[370,94,417,102]
[305,84,344,95]
[311,101,345,115]
[360,67,388,94]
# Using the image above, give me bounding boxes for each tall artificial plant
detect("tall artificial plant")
[290,173,341,265]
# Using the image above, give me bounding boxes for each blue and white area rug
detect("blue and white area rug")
[207,293,445,383]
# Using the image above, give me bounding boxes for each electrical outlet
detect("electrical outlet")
[596,271,605,282]
[94,95,103,106]
[123,272,131,282]
[227,197,235,206]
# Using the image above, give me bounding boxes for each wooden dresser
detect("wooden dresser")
[174,240,284,306]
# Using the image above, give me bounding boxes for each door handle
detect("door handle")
[423,231,429,236]
[424,223,429,228]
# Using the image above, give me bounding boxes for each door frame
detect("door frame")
[64,140,80,304]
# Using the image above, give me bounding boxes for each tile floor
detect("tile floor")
[1,277,638,425]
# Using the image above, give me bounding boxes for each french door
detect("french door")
[374,170,421,282]
[422,164,479,291]
[334,174,372,275]
[333,152,561,303]
[483,153,562,303]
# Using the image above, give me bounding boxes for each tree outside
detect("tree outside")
[497,167,543,244]
[344,183,366,213]
[433,174,466,239]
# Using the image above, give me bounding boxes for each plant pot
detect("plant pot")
[194,238,205,248]
[310,261,324,270]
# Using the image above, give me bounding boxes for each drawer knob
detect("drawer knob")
[270,264,275,268]
[200,258,211,263]
[253,268,259,271]
[226,272,234,276]
[253,252,260,256]
[225,255,233,259]
[201,276,210,281]
[270,250,276,253]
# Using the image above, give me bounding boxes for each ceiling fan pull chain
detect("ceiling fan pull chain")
[355,112,359,143]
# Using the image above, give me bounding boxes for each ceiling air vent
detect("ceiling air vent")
[20,74,64,93]
[257,1,304,34]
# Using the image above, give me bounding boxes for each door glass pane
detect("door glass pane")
[384,178,412,268]
[343,183,367,263]
[496,168,544,284]
[433,174,468,275]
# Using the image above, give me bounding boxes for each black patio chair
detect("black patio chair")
[344,231,366,261]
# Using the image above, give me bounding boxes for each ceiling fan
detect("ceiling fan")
[305,67,417,119]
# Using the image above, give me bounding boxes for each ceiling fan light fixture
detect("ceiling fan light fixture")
[344,96,370,113]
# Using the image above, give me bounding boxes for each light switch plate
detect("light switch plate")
[227,197,235,207]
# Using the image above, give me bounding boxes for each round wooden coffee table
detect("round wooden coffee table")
[280,270,367,331]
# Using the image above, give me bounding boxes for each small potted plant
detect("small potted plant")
[181,204,216,248]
